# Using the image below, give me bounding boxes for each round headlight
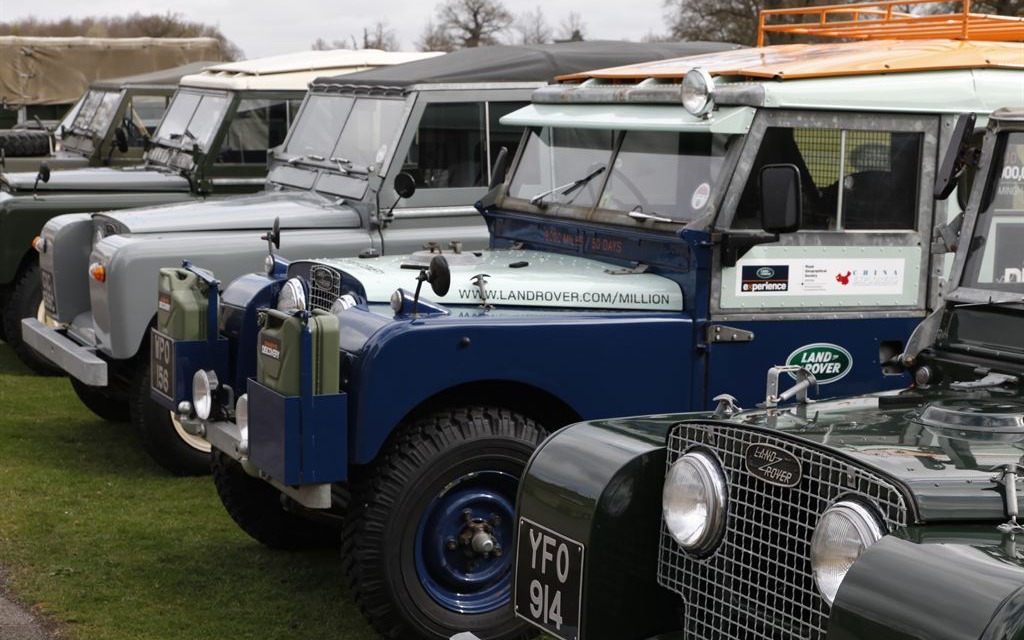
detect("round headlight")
[682,68,715,117]
[331,294,358,314]
[810,501,883,606]
[235,393,249,457]
[390,289,403,314]
[277,277,306,312]
[192,369,219,421]
[662,450,727,553]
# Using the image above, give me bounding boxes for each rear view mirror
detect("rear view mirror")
[760,164,801,234]
[394,172,417,199]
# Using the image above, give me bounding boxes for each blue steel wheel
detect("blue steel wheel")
[342,406,547,640]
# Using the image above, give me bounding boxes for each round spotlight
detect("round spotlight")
[192,369,219,421]
[682,68,716,117]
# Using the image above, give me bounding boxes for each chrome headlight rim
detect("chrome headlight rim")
[276,277,307,313]
[682,67,716,117]
[235,393,250,458]
[662,448,728,555]
[192,369,219,421]
[810,499,884,607]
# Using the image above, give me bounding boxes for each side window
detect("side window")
[126,95,169,147]
[487,101,527,180]
[407,103,485,189]
[733,126,922,231]
[217,99,291,165]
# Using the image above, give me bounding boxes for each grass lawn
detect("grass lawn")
[0,344,378,640]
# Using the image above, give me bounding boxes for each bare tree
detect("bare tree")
[363,21,399,51]
[436,0,513,48]
[0,12,242,59]
[555,11,586,42]
[417,20,456,52]
[512,6,552,45]
[312,36,357,50]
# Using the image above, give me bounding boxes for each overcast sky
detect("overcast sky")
[0,0,672,59]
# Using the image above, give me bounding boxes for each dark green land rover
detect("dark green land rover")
[501,107,1024,640]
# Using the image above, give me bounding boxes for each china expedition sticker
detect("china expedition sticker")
[736,258,904,296]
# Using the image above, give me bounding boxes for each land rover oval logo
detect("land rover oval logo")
[756,267,775,279]
[785,343,853,385]
[745,444,801,487]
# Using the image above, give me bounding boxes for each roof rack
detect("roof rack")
[758,0,1024,46]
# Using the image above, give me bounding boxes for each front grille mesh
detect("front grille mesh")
[658,424,908,639]
[308,265,340,313]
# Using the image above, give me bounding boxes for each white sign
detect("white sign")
[735,258,906,297]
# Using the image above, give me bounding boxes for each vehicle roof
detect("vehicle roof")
[308,41,742,92]
[993,106,1024,122]
[180,49,442,91]
[90,61,220,90]
[557,39,1023,82]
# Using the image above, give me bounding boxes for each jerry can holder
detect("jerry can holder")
[248,309,348,486]
[150,261,230,411]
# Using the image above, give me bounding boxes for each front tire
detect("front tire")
[342,406,546,640]
[69,377,130,422]
[3,262,62,375]
[212,450,342,549]
[129,363,212,476]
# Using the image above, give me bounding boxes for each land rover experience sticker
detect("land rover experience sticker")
[741,265,789,292]
[736,258,905,297]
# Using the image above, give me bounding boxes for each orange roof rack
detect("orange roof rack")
[758,0,1024,46]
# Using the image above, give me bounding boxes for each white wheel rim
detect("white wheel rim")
[170,411,212,453]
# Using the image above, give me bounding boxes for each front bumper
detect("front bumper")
[21,317,107,385]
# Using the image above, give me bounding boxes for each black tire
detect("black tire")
[2,262,62,375]
[129,363,212,476]
[212,450,342,550]
[69,377,130,422]
[0,130,50,157]
[342,406,546,640]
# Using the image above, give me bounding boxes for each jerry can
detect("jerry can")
[257,308,340,397]
[157,267,211,340]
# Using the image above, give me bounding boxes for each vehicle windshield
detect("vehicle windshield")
[272,94,406,200]
[151,89,230,152]
[507,126,733,223]
[62,89,122,147]
[961,131,1024,292]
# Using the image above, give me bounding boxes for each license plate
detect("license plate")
[150,329,175,402]
[40,268,56,316]
[514,517,584,640]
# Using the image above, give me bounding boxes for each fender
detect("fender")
[348,314,698,464]
[829,526,1024,640]
[0,190,196,286]
[516,416,698,640]
[37,213,93,322]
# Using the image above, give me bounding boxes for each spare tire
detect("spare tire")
[0,129,51,157]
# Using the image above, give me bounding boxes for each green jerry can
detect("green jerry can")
[156,267,211,340]
[257,308,340,397]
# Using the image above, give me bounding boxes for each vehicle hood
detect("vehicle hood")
[312,249,684,311]
[93,191,360,234]
[1,165,189,193]
[720,389,1024,521]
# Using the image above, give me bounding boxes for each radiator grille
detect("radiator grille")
[658,424,908,639]
[308,265,341,313]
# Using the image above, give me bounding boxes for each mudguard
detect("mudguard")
[515,416,687,640]
[829,526,1024,640]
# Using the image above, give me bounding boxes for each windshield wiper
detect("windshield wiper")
[287,154,325,165]
[529,166,606,206]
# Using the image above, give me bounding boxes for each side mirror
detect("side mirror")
[934,112,977,201]
[760,164,801,234]
[114,126,129,153]
[394,171,417,199]
[489,146,509,188]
